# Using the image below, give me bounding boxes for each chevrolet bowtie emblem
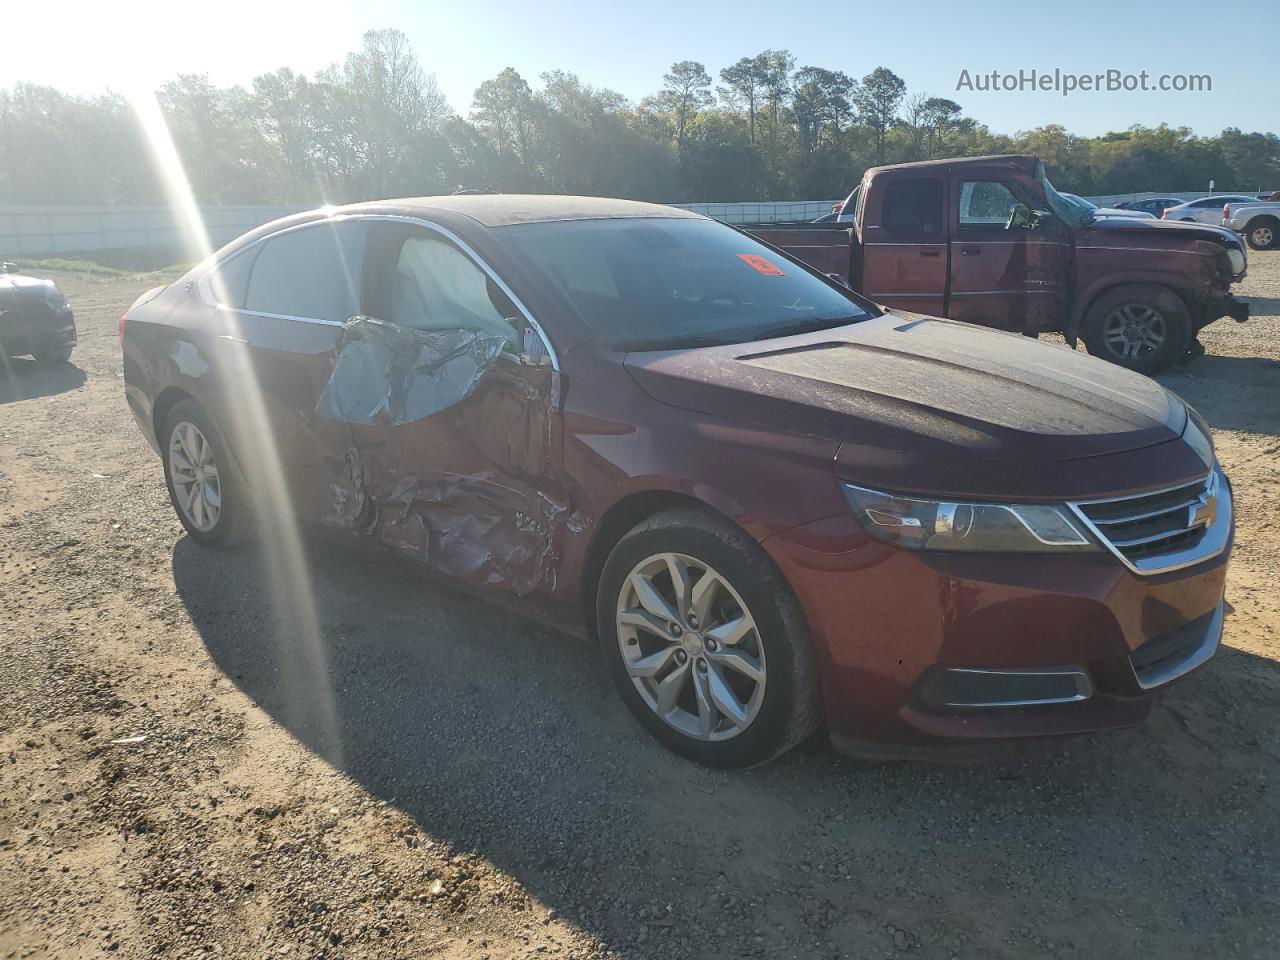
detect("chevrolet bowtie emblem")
[1189,491,1218,530]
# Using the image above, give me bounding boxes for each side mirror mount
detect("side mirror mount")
[1006,204,1049,231]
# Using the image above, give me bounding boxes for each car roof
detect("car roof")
[341,194,705,228]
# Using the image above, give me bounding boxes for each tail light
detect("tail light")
[1222,204,1230,222]
[118,311,128,346]
[1161,208,1168,219]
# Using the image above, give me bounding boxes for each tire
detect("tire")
[1244,217,1278,251]
[596,507,819,768]
[32,343,73,365]
[1082,284,1191,375]
[160,398,256,547]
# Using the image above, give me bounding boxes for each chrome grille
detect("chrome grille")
[1070,468,1230,575]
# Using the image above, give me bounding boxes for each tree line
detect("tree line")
[1,29,1277,208]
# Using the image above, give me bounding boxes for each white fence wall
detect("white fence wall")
[9,191,1274,259]
[0,205,307,258]
[0,201,842,259]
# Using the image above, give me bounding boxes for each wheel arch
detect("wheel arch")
[151,385,197,450]
[1071,277,1193,338]
[579,489,749,643]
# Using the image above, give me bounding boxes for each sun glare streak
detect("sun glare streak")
[129,89,344,764]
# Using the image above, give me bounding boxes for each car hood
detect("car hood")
[623,312,1191,498]
[1083,216,1239,244]
[0,274,57,297]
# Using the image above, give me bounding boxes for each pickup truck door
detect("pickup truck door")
[946,178,1072,333]
[858,174,948,315]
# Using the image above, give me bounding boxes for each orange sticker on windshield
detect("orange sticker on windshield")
[737,253,785,276]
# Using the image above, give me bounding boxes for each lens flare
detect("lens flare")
[129,88,343,763]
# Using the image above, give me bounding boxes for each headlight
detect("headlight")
[44,284,67,307]
[1182,413,1215,468]
[1227,247,1246,275]
[842,483,1098,553]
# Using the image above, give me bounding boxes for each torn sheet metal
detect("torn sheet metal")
[317,316,508,426]
[368,471,571,596]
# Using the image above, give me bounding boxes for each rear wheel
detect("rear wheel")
[1082,284,1191,374]
[161,399,255,547]
[1244,218,1277,251]
[597,507,819,768]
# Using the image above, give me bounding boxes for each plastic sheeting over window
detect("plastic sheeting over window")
[390,235,519,342]
[316,316,508,426]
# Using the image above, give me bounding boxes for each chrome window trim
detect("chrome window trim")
[196,212,561,371]
[1067,466,1231,576]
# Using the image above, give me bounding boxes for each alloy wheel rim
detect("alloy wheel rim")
[168,421,221,532]
[1253,226,1273,247]
[616,552,767,742]
[1102,304,1167,359]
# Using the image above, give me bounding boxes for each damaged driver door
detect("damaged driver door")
[325,219,567,603]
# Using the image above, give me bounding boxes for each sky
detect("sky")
[4,0,1275,138]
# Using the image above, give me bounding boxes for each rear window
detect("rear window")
[495,217,871,350]
[881,177,943,238]
[242,221,366,322]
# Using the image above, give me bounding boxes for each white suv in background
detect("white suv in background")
[1162,195,1258,223]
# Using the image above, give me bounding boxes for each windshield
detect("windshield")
[496,217,872,350]
[1037,162,1095,228]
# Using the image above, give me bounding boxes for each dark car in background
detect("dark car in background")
[0,261,77,364]
[121,196,1232,767]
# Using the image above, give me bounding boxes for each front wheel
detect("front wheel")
[32,343,73,365]
[597,508,819,768]
[1082,284,1191,374]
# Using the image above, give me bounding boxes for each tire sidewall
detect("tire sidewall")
[1246,221,1276,251]
[1083,284,1191,374]
[160,399,247,548]
[596,517,811,768]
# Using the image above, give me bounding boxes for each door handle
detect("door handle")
[919,249,940,258]
[960,245,981,256]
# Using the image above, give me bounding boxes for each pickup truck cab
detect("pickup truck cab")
[1223,201,1280,250]
[747,155,1249,373]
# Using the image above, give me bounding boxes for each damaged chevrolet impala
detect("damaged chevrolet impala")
[121,196,1232,767]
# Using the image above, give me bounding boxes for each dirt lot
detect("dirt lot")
[1,254,1278,960]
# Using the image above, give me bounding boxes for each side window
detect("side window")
[1192,199,1220,208]
[881,178,943,238]
[244,221,365,322]
[367,224,518,344]
[958,180,1021,228]
[205,246,259,308]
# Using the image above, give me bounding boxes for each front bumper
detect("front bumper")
[0,304,76,357]
[762,511,1231,754]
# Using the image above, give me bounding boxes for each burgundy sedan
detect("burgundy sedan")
[121,196,1232,767]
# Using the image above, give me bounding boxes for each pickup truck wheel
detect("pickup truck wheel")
[161,399,256,548]
[1083,284,1191,375]
[597,507,819,768]
[1245,218,1277,250]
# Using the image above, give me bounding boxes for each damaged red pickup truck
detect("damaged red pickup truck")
[122,195,1232,767]
[748,155,1249,373]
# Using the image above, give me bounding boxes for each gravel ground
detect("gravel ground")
[1,254,1278,960]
